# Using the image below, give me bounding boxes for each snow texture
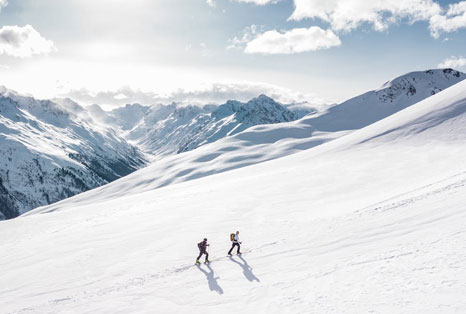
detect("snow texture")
[0,74,465,313]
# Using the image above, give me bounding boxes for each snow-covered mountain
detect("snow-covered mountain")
[1,69,464,220]
[306,68,465,131]
[97,95,305,156]
[99,68,464,158]
[55,68,465,202]
[2,75,466,314]
[0,88,146,220]
[0,92,310,219]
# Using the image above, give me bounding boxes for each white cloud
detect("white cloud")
[244,26,341,54]
[0,25,55,58]
[290,0,442,32]
[0,0,6,10]
[232,0,278,5]
[61,82,327,108]
[114,93,128,100]
[287,0,466,38]
[429,1,466,38]
[229,0,466,55]
[228,25,262,50]
[438,56,466,69]
[206,0,216,7]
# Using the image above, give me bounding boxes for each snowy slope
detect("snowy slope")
[0,89,146,219]
[1,79,465,313]
[43,118,349,206]
[47,69,465,202]
[306,68,465,131]
[0,69,463,219]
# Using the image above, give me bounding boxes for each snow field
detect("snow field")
[1,77,466,313]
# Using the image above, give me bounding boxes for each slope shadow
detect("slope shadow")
[197,264,224,294]
[229,255,260,282]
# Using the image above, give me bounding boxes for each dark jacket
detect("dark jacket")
[199,240,208,252]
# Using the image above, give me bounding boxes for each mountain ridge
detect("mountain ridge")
[1,68,464,220]
[0,89,147,219]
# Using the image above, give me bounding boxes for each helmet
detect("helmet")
[204,238,207,241]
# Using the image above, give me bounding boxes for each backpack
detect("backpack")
[198,242,203,249]
[230,233,235,241]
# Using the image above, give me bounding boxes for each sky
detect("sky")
[0,0,465,107]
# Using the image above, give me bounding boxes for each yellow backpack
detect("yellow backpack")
[230,233,235,241]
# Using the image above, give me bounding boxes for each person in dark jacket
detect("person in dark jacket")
[196,238,210,264]
[228,230,242,255]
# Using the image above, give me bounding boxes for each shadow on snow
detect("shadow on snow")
[196,264,224,295]
[229,255,260,282]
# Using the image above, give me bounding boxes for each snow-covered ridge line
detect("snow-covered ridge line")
[304,68,465,132]
[47,68,466,203]
[24,69,466,216]
[0,91,310,219]
[0,89,147,219]
[94,94,310,157]
[1,68,464,220]
[94,68,464,157]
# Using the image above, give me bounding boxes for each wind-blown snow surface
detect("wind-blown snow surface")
[1,80,466,313]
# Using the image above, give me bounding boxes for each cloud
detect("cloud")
[438,56,466,69]
[0,0,6,10]
[0,25,55,58]
[232,0,278,4]
[61,82,328,109]
[206,0,216,7]
[244,26,341,54]
[429,1,466,38]
[228,25,263,50]
[288,0,466,38]
[229,0,466,55]
[114,93,128,100]
[290,0,442,32]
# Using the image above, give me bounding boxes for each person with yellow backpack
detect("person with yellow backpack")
[228,230,242,256]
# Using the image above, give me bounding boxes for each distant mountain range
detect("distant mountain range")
[90,94,308,157]
[0,68,464,219]
[0,93,307,219]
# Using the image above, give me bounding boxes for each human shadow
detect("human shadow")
[229,255,260,282]
[196,264,224,294]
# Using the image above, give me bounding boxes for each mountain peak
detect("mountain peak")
[379,68,465,91]
[306,68,466,132]
[254,94,275,102]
